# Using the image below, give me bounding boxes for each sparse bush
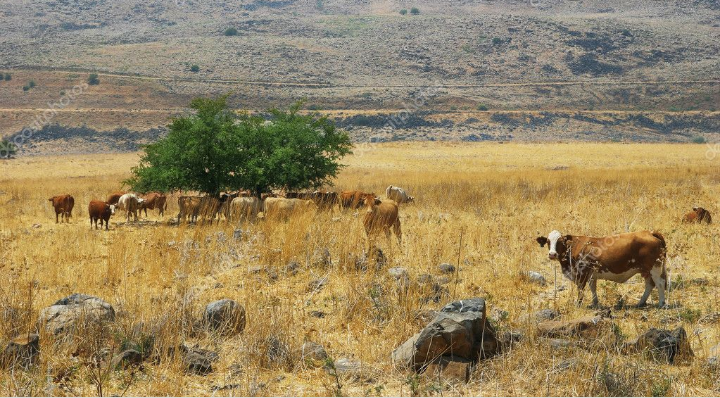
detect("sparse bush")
[492,37,503,45]
[692,136,706,144]
[410,7,420,15]
[4,73,10,81]
[190,65,200,73]
[28,80,36,88]
[224,27,238,36]
[399,9,407,15]
[22,85,29,92]
[0,138,17,158]
[87,73,100,85]
[477,104,489,111]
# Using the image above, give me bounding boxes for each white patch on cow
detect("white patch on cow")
[109,205,116,215]
[547,230,562,257]
[649,265,666,306]
[594,268,639,283]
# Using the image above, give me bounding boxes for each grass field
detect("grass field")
[1,142,719,396]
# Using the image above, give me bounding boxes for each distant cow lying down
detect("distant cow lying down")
[536,230,667,308]
[683,207,711,224]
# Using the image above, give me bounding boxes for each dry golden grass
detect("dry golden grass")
[1,142,720,396]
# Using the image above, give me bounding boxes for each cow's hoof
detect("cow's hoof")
[635,302,648,308]
[656,303,668,309]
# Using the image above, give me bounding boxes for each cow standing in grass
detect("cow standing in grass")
[683,207,711,224]
[536,230,667,308]
[89,201,115,230]
[363,197,402,245]
[117,193,145,223]
[49,194,74,223]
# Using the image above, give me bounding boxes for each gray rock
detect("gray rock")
[181,345,219,375]
[519,308,559,323]
[308,277,329,292]
[38,294,115,335]
[392,298,499,370]
[438,263,456,274]
[332,357,362,374]
[388,267,409,279]
[1,334,39,369]
[247,266,263,274]
[527,271,547,285]
[623,327,693,365]
[309,310,326,318]
[284,261,299,276]
[299,342,328,366]
[204,299,246,335]
[111,349,143,369]
[233,229,243,240]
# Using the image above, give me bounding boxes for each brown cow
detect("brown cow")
[177,196,201,223]
[340,190,377,210]
[88,200,115,230]
[363,197,402,244]
[536,230,667,308]
[312,191,339,211]
[49,194,74,223]
[107,191,126,205]
[139,192,168,218]
[683,207,711,224]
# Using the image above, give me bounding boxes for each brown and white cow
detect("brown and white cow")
[340,190,377,210]
[88,200,115,230]
[386,185,414,204]
[107,191,126,205]
[117,193,145,223]
[49,194,74,223]
[139,192,167,218]
[683,207,711,224]
[536,230,667,308]
[363,197,402,244]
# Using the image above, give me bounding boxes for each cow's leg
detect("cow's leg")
[588,276,599,308]
[637,276,654,307]
[393,218,402,244]
[56,212,59,223]
[650,266,667,308]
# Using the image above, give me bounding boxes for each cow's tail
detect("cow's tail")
[652,231,666,250]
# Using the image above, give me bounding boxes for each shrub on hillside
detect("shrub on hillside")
[410,7,420,15]
[224,27,238,36]
[87,73,100,85]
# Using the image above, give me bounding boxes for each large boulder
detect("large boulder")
[1,333,39,369]
[623,327,693,365]
[204,299,246,335]
[392,298,499,370]
[38,294,115,335]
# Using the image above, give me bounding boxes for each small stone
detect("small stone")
[1,334,39,369]
[32,223,41,229]
[332,357,361,374]
[388,267,408,280]
[309,311,326,318]
[233,229,243,240]
[519,308,559,323]
[182,345,219,375]
[298,342,328,367]
[438,263,456,274]
[284,261,299,276]
[308,277,328,292]
[111,349,143,369]
[527,271,547,285]
[204,299,246,335]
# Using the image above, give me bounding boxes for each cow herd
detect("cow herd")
[47,187,712,308]
[46,185,413,243]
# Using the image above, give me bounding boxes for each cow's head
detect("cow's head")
[363,194,381,208]
[536,230,571,260]
[407,196,415,203]
[108,204,116,215]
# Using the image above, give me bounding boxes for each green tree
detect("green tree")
[125,96,353,198]
[190,64,200,73]
[88,73,100,85]
[28,80,36,88]
[399,9,407,15]
[410,7,420,15]
[224,27,238,36]
[0,138,17,158]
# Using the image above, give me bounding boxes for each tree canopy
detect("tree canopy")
[125,96,353,197]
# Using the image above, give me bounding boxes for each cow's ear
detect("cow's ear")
[536,237,547,247]
[564,235,573,242]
